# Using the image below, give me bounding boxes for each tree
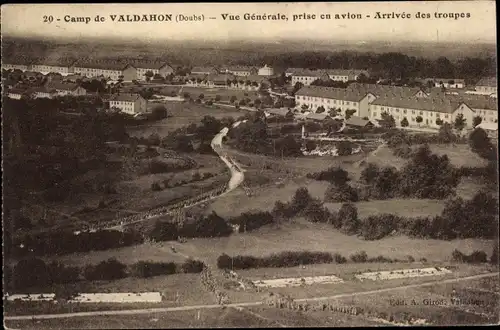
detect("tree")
[145,70,154,82]
[230,95,237,104]
[148,220,178,242]
[336,141,353,156]
[304,140,317,152]
[400,117,409,127]
[324,183,359,202]
[398,144,460,199]
[301,104,309,111]
[338,203,360,234]
[438,122,457,143]
[194,211,232,238]
[316,106,325,113]
[147,133,161,146]
[151,105,168,120]
[274,135,302,157]
[290,187,313,215]
[454,113,466,131]
[198,93,205,100]
[416,116,423,124]
[436,118,443,126]
[469,127,496,160]
[380,112,396,128]
[360,163,380,185]
[13,258,50,289]
[183,92,190,99]
[345,109,356,120]
[473,116,483,128]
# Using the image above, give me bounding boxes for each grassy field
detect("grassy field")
[127,101,244,138]
[162,220,494,265]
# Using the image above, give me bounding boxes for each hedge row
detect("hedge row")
[5,257,205,292]
[216,250,414,270]
[273,187,498,241]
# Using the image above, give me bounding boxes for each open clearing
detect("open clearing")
[161,220,493,265]
[127,102,244,138]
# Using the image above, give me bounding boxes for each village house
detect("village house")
[474,77,497,97]
[31,87,56,99]
[109,93,148,115]
[368,95,476,129]
[73,60,137,81]
[475,122,498,139]
[455,94,498,123]
[131,61,174,80]
[206,73,235,87]
[304,112,333,123]
[325,69,370,82]
[345,116,374,129]
[223,65,258,76]
[295,85,377,118]
[423,77,466,89]
[6,88,26,100]
[264,108,294,119]
[346,83,428,99]
[258,65,274,76]
[287,68,330,86]
[2,57,34,72]
[190,66,219,75]
[45,81,87,97]
[185,74,209,87]
[230,75,269,91]
[30,58,77,75]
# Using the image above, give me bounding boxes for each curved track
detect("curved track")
[93,123,245,231]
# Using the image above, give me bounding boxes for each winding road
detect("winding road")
[98,122,246,231]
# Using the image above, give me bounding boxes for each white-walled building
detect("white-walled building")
[45,81,87,97]
[325,69,370,82]
[286,68,329,86]
[73,61,137,81]
[295,86,376,118]
[475,77,497,97]
[190,66,219,75]
[424,78,466,89]
[132,61,174,80]
[109,93,148,115]
[223,66,258,76]
[30,59,77,76]
[258,65,274,76]
[368,96,477,129]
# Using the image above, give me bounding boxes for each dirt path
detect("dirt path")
[101,123,246,231]
[5,272,498,321]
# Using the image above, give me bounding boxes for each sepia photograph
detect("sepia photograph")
[1,1,499,328]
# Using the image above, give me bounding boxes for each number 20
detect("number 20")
[43,15,54,23]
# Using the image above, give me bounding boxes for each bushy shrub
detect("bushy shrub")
[302,198,332,223]
[131,261,177,278]
[181,259,205,273]
[350,251,368,263]
[338,203,360,235]
[333,253,347,264]
[324,183,359,202]
[83,258,127,281]
[360,214,402,240]
[452,249,488,263]
[217,251,334,270]
[307,167,350,186]
[229,211,274,233]
[148,220,179,242]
